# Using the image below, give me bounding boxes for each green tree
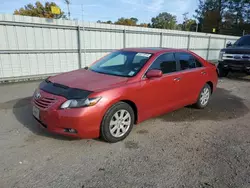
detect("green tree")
[195,0,230,33]
[227,0,250,35]
[97,18,149,27]
[195,0,250,35]
[175,24,181,30]
[151,12,177,29]
[97,20,113,24]
[130,17,138,23]
[181,12,197,31]
[114,17,139,26]
[182,12,189,30]
[228,0,249,24]
[14,1,66,19]
[186,19,197,31]
[139,23,149,27]
[97,18,139,26]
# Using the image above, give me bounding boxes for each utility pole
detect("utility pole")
[81,4,87,67]
[182,12,188,31]
[65,0,71,19]
[81,4,84,23]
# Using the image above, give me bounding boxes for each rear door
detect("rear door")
[175,52,208,105]
[138,53,183,120]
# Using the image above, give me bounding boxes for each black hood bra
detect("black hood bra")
[39,79,93,99]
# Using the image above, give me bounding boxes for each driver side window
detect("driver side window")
[149,53,177,74]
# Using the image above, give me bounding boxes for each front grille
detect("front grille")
[225,50,250,54]
[34,97,57,109]
[224,60,250,65]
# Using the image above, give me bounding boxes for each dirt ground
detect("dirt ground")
[0,73,250,188]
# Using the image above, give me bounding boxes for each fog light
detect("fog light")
[64,128,77,133]
[246,67,250,70]
[224,65,228,67]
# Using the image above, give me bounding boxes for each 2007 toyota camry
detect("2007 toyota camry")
[32,48,218,142]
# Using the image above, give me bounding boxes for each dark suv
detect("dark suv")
[218,35,250,77]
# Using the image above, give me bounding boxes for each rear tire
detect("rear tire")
[195,84,211,109]
[217,63,229,77]
[100,102,134,143]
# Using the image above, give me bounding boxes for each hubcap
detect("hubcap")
[109,109,131,138]
[200,87,210,106]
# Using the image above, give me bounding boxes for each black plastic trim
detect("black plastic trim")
[39,81,93,100]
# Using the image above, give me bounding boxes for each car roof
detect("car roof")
[120,47,187,54]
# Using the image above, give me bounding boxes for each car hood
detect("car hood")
[222,46,250,54]
[49,69,129,91]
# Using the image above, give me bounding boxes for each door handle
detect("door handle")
[173,77,181,82]
[201,71,207,75]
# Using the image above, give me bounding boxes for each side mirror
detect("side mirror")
[146,69,163,79]
[226,41,232,48]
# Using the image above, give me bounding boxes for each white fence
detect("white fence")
[0,14,239,82]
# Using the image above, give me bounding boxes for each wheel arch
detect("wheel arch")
[101,97,139,125]
[206,81,214,94]
[120,100,138,124]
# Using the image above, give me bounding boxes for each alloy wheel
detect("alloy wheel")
[109,109,131,138]
[200,87,210,106]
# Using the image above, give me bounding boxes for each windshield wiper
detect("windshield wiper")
[89,69,129,77]
[89,69,106,74]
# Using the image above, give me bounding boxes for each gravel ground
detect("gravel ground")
[0,73,250,188]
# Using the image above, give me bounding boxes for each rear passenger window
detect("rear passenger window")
[176,53,203,70]
[196,59,203,67]
[149,53,177,74]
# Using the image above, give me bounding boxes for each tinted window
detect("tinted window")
[234,36,250,46]
[176,53,202,70]
[196,59,203,67]
[149,53,177,74]
[132,53,150,64]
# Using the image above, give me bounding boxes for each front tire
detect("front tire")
[195,84,211,109]
[100,102,134,143]
[217,63,229,77]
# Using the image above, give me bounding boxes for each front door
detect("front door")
[137,53,182,121]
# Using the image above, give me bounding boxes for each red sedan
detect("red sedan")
[32,48,218,142]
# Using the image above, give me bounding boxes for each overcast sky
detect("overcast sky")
[0,0,199,23]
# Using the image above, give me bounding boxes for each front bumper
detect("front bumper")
[219,60,250,72]
[32,90,103,139]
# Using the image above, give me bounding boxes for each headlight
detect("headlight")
[33,89,41,99]
[60,97,101,109]
[219,51,225,61]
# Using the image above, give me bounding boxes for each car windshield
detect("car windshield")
[89,51,152,77]
[234,36,250,46]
